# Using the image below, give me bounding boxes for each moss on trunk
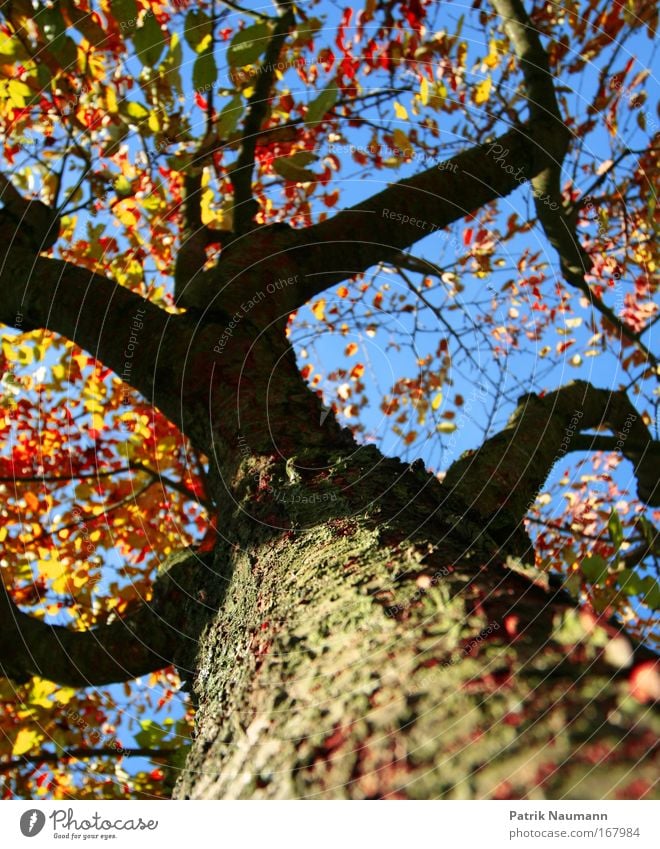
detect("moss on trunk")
[171,448,658,799]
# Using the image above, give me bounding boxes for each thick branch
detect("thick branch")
[0,248,196,435]
[443,381,659,535]
[0,549,203,686]
[490,0,561,125]
[284,123,566,308]
[489,0,587,275]
[0,172,60,251]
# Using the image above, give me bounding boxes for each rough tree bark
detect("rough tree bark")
[0,0,658,799]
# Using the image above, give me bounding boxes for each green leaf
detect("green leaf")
[617,568,646,596]
[135,719,168,749]
[193,52,218,94]
[638,516,657,549]
[227,22,272,68]
[159,33,183,97]
[306,85,338,127]
[292,17,323,46]
[36,63,53,91]
[133,13,166,69]
[284,151,317,168]
[184,10,213,54]
[111,0,139,34]
[216,95,244,138]
[39,5,78,68]
[608,509,624,551]
[580,554,608,584]
[272,151,318,183]
[643,578,660,610]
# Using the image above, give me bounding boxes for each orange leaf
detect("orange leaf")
[25,492,39,512]
[345,342,358,357]
[350,363,364,380]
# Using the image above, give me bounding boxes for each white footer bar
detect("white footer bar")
[2,800,658,848]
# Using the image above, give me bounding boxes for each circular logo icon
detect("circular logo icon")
[20,809,46,837]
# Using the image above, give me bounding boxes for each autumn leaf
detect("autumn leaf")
[394,101,409,121]
[474,78,492,105]
[12,728,40,757]
[311,299,326,320]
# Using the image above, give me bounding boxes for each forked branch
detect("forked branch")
[443,380,659,535]
[490,0,655,366]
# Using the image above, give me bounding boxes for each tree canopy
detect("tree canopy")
[0,0,658,799]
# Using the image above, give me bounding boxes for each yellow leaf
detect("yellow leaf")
[39,559,67,582]
[28,678,58,708]
[393,101,408,121]
[106,87,118,114]
[484,40,501,69]
[437,422,457,433]
[3,342,34,365]
[54,687,76,706]
[199,168,218,226]
[431,392,443,411]
[12,728,40,756]
[7,79,32,108]
[311,299,326,320]
[474,78,492,105]
[71,569,88,588]
[420,76,429,105]
[115,201,140,228]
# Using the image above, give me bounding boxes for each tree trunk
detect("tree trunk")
[169,372,658,800]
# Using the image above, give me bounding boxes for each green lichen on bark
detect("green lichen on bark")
[172,449,659,800]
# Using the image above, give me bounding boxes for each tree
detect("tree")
[0,0,658,800]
